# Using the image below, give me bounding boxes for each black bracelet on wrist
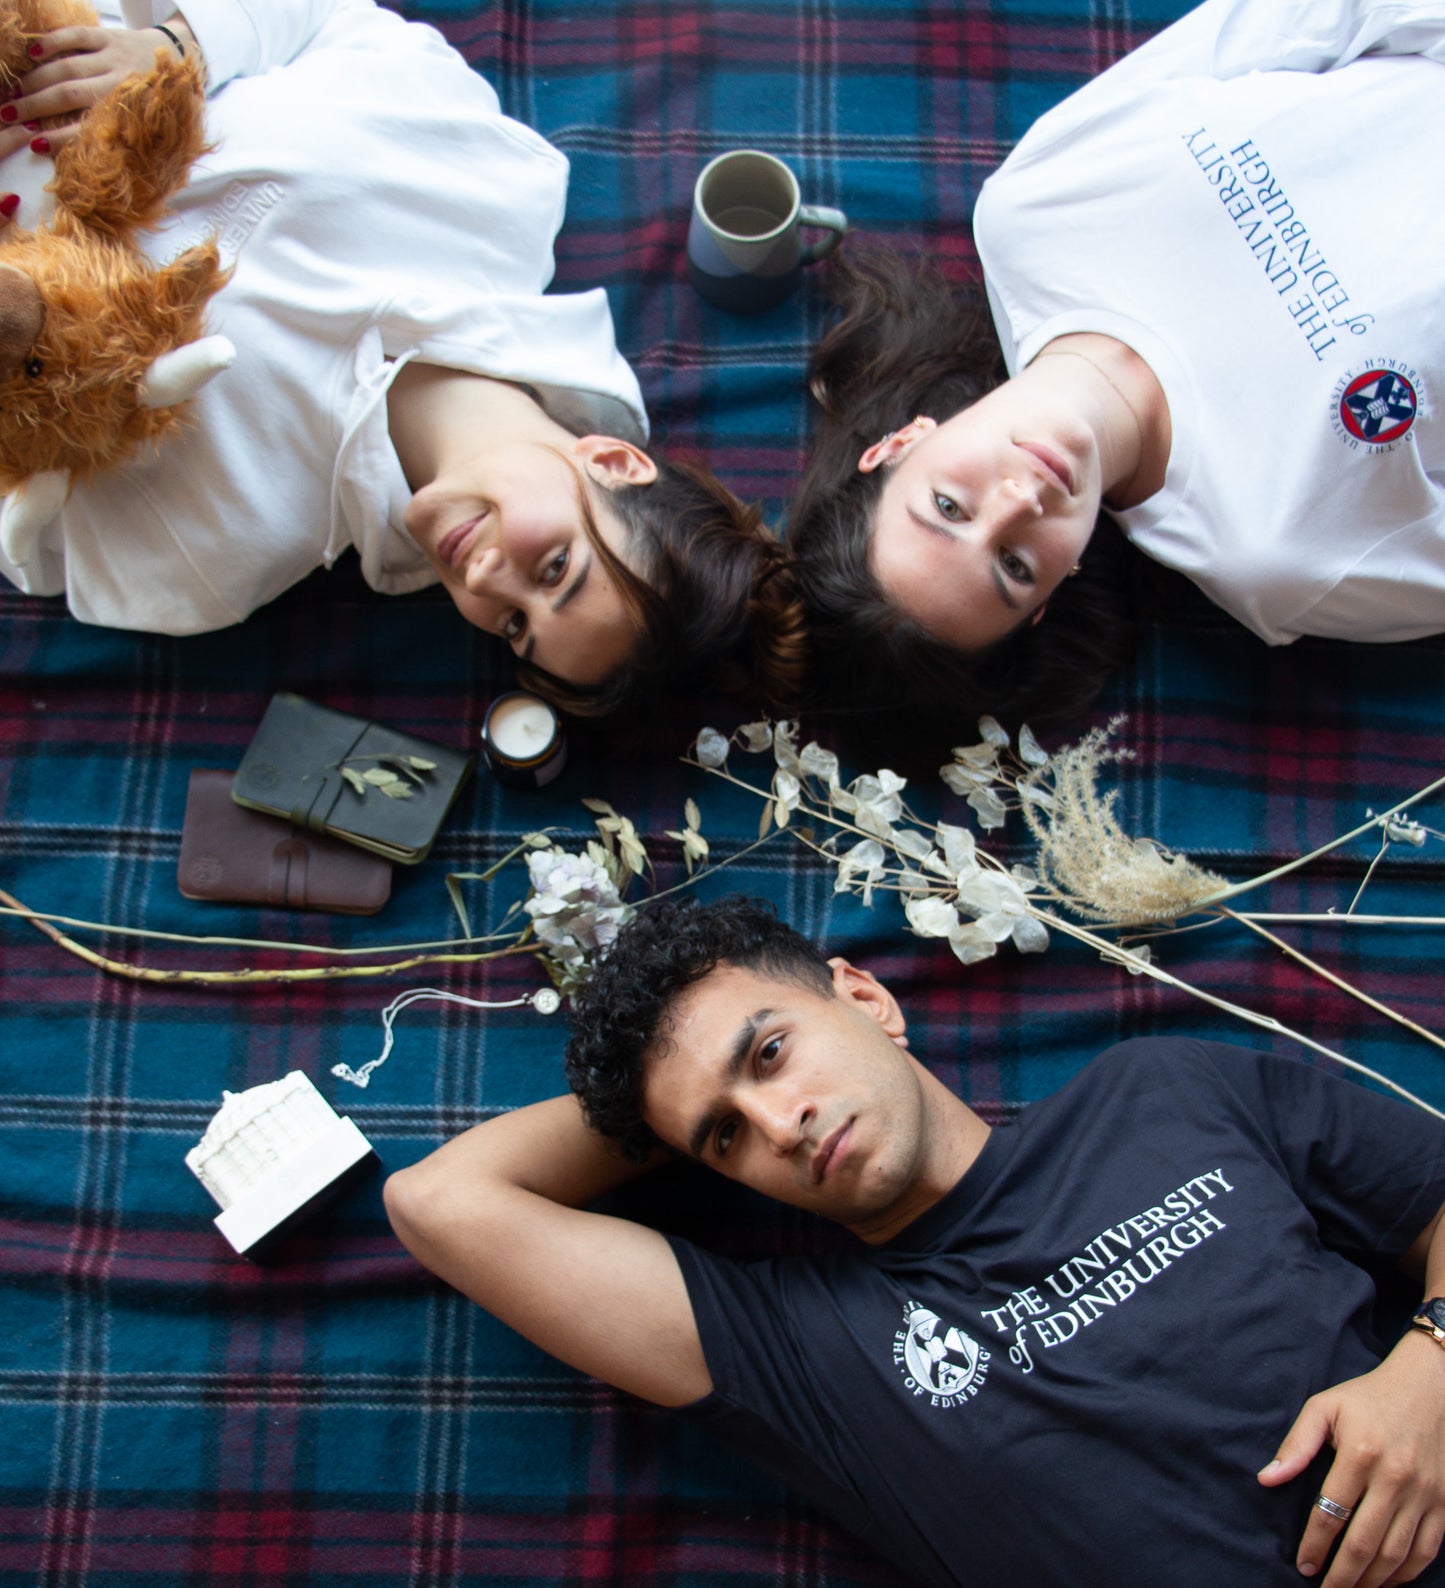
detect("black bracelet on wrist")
[153,22,185,59]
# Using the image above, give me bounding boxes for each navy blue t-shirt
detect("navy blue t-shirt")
[668,1039,1445,1587]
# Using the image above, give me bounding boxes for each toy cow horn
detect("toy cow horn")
[0,263,45,380]
[0,468,70,568]
[139,335,236,408]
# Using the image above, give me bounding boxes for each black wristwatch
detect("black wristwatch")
[1410,1297,1445,1346]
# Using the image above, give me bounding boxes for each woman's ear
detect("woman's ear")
[575,435,659,487]
[856,415,936,475]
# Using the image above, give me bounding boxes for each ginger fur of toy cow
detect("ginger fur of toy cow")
[0,15,234,557]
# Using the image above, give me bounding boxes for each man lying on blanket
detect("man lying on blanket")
[385,896,1445,1588]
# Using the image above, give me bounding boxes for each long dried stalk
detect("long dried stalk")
[1190,772,1445,908]
[0,887,542,986]
[0,903,518,958]
[1036,908,1445,1120]
[1222,907,1445,1055]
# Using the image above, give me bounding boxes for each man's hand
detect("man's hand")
[1258,1331,1445,1585]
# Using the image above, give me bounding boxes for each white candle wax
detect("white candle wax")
[486,694,558,762]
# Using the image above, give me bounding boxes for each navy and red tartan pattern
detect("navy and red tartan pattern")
[5,0,1445,1583]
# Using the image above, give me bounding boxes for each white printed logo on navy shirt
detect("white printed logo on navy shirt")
[893,1302,990,1409]
[964,1169,1233,1380]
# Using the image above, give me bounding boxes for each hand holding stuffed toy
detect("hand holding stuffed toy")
[0,0,233,564]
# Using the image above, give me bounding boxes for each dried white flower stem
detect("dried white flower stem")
[1221,906,1445,1055]
[690,728,1445,1118]
[1120,911,1445,955]
[1035,907,1445,1120]
[1234,914,1445,927]
[1190,772,1445,908]
[682,755,1015,882]
[781,826,958,897]
[639,833,779,907]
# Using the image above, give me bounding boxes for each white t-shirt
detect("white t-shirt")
[0,0,647,634]
[975,0,1445,644]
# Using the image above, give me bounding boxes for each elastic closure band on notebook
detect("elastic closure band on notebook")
[289,721,373,834]
[268,837,309,907]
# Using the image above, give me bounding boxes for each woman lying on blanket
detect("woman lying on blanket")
[0,0,802,721]
[789,0,1445,759]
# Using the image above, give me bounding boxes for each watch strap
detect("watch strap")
[1409,1296,1445,1348]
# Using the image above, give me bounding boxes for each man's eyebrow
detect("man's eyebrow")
[518,553,593,662]
[688,1007,773,1160]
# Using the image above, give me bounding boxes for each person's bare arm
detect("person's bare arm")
[384,1094,712,1408]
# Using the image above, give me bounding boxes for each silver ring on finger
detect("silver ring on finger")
[1313,1493,1354,1522]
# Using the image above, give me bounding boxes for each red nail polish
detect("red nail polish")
[23,122,37,132]
[0,194,21,218]
[1,105,17,124]
[28,135,47,154]
[27,42,42,57]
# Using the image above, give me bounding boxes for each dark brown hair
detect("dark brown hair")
[789,244,1138,772]
[517,458,808,726]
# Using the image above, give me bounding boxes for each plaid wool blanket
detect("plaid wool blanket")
[4,0,1444,1583]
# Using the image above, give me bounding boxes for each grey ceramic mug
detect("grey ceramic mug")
[687,150,848,313]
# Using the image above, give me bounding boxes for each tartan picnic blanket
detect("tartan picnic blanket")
[5,0,1445,1583]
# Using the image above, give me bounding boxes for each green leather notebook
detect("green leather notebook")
[232,693,474,864]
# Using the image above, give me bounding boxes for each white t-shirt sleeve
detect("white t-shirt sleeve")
[120,0,348,89]
[1211,0,1445,75]
[1043,0,1445,115]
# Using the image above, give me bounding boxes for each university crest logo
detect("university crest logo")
[893,1301,990,1409]
[1338,367,1418,445]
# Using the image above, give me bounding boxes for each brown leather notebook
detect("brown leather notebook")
[179,769,392,915]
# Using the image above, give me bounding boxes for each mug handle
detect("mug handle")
[799,204,848,263]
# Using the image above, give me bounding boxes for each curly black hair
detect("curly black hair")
[564,895,834,1161]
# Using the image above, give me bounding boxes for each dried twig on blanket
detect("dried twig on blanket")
[0,886,545,984]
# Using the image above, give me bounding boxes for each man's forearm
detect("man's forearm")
[383,1095,710,1406]
[1381,1198,1445,1384]
[385,1093,659,1263]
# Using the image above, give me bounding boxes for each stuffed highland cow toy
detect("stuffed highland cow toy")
[0,0,232,561]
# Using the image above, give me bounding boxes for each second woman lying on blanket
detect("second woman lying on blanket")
[0,0,803,723]
[788,0,1445,760]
